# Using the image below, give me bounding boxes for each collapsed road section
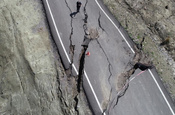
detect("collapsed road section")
[43,0,175,115]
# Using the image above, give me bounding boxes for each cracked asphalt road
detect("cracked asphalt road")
[43,0,175,115]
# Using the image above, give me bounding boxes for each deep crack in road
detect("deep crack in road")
[43,0,175,114]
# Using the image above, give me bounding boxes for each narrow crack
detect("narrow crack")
[83,0,88,34]
[96,40,113,83]
[95,39,114,114]
[112,61,152,110]
[56,68,69,114]
[74,95,79,115]
[107,43,153,114]
[64,0,75,77]
[64,0,72,13]
[98,12,105,32]
[105,67,135,114]
[113,84,129,107]
[112,69,133,108]
[102,88,113,115]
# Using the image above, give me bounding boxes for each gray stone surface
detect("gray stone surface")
[0,0,91,115]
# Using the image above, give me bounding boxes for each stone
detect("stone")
[0,0,92,115]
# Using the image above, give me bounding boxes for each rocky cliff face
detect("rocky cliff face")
[0,0,91,115]
[103,0,175,103]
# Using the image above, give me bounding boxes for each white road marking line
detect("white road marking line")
[45,0,105,114]
[84,71,105,113]
[46,0,70,63]
[72,64,78,74]
[148,69,175,115]
[94,0,135,54]
[95,0,175,114]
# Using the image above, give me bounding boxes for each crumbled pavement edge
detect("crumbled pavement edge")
[40,0,93,115]
[102,0,175,103]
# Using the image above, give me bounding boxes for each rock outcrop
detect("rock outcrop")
[103,0,175,103]
[0,0,91,114]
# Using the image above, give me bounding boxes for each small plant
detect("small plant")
[150,52,154,57]
[129,33,132,38]
[137,34,140,39]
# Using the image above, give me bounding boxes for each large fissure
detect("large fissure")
[59,0,153,114]
[77,0,89,93]
[63,0,87,114]
[106,40,153,114]
[64,0,75,77]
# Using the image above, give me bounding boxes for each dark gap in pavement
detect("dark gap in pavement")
[77,0,89,93]
[77,46,87,93]
[63,0,79,114]
[64,0,75,78]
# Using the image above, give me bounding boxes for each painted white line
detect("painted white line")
[95,0,135,54]
[148,69,175,115]
[72,64,78,74]
[94,0,175,114]
[84,71,104,113]
[45,0,105,114]
[46,0,70,63]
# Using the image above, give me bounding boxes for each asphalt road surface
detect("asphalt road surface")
[42,0,175,115]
